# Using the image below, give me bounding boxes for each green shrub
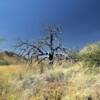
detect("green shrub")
[79,42,100,67]
[0,60,10,65]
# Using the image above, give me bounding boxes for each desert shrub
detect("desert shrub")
[45,70,65,82]
[4,51,15,57]
[66,49,80,63]
[0,60,10,65]
[79,42,100,67]
[17,74,44,91]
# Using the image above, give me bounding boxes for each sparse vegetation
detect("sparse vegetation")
[0,38,100,100]
[0,59,100,100]
[0,60,10,65]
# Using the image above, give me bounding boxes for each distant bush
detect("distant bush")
[4,51,15,57]
[79,42,100,67]
[66,49,80,63]
[0,60,10,65]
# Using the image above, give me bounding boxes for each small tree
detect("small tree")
[15,25,66,66]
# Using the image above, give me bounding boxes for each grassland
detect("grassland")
[0,61,100,100]
[0,43,100,100]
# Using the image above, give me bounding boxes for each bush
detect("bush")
[66,49,80,63]
[79,42,100,67]
[45,70,65,82]
[0,60,10,65]
[4,51,15,57]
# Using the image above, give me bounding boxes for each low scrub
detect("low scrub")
[0,60,10,65]
[80,42,100,67]
[45,70,65,82]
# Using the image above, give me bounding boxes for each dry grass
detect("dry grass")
[0,61,100,100]
[0,65,26,74]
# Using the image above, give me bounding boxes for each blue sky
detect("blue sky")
[0,0,100,51]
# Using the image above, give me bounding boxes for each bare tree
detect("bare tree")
[15,25,67,66]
